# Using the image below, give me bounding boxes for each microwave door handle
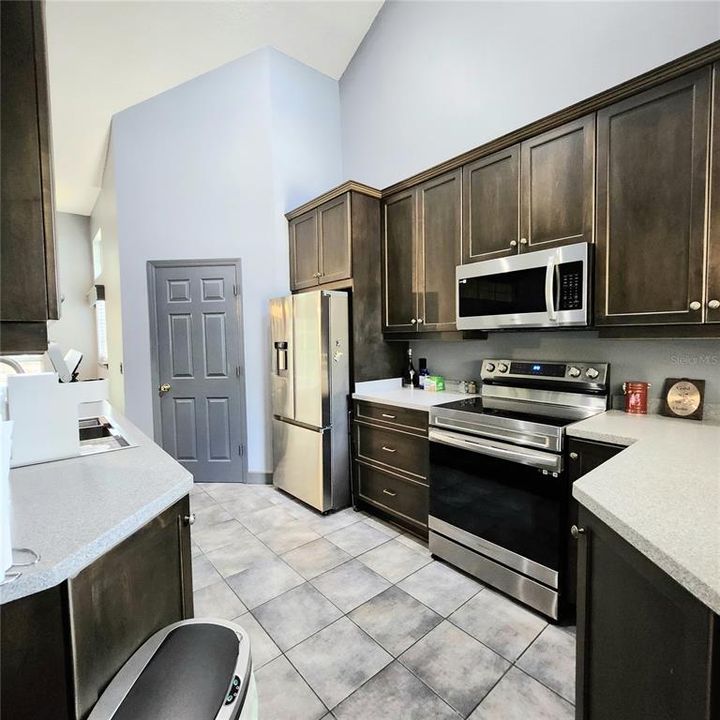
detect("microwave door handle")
[545,255,557,321]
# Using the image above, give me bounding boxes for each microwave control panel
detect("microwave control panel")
[558,261,583,310]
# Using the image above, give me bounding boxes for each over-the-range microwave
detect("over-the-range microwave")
[456,241,591,330]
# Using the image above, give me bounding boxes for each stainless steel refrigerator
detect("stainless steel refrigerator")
[270,290,350,512]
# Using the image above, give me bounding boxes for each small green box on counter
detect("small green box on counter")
[425,375,445,392]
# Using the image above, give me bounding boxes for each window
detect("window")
[92,228,103,279]
[95,300,108,366]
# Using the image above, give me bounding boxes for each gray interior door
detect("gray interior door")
[150,261,247,483]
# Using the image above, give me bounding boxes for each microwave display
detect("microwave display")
[558,261,583,310]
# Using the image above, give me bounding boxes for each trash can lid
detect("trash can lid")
[110,622,241,720]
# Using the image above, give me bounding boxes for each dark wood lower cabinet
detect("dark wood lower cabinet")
[0,496,193,720]
[352,401,429,535]
[575,505,718,720]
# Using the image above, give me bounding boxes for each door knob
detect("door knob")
[570,525,585,539]
[708,299,720,310]
[410,318,417,324]
[519,238,528,246]
[509,240,518,248]
[159,383,172,396]
[183,513,196,526]
[569,452,579,460]
[689,301,702,311]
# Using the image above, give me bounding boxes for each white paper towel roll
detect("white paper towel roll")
[0,420,14,581]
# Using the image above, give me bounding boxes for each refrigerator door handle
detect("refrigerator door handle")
[274,341,288,375]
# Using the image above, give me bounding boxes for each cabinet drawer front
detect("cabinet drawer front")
[354,400,428,434]
[355,423,428,480]
[356,462,428,528]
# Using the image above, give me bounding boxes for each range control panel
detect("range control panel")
[480,359,609,386]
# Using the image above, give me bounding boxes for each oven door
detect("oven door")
[428,428,566,588]
[456,241,589,330]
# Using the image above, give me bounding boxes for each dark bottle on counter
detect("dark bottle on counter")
[418,358,429,389]
[402,348,419,387]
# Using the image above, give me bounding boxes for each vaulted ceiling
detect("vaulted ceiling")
[45,1,384,215]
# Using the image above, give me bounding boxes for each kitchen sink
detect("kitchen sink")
[79,416,132,455]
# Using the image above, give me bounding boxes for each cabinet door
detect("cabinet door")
[289,210,319,291]
[418,170,461,331]
[462,145,519,262]
[596,68,710,326]
[707,63,720,324]
[383,189,418,331]
[576,506,715,720]
[318,193,351,285]
[520,115,594,252]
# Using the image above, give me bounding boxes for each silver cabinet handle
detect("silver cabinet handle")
[520,238,528,245]
[382,489,397,497]
[410,318,417,324]
[381,446,397,453]
[569,452,579,460]
[570,525,585,539]
[689,301,702,311]
[381,413,396,420]
[183,513,196,526]
[708,299,720,310]
[509,239,518,247]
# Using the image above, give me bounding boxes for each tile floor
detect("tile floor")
[190,482,576,720]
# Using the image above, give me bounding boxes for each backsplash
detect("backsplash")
[411,332,720,404]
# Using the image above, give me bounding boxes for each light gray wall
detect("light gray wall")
[110,48,342,473]
[340,1,720,187]
[340,1,720,403]
[47,213,97,379]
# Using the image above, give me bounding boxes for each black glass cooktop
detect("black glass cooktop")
[435,397,572,427]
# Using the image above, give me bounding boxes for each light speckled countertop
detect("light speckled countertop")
[352,377,479,411]
[569,411,720,614]
[1,403,193,605]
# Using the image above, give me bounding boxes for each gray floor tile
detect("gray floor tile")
[257,520,321,554]
[396,533,432,557]
[191,541,202,558]
[326,522,391,556]
[362,516,402,538]
[449,589,547,662]
[189,491,218,510]
[397,561,482,617]
[357,538,432,583]
[282,538,352,580]
[399,621,510,717]
[284,499,325,522]
[333,661,460,720]
[191,553,223,590]
[286,617,392,709]
[516,625,576,704]
[469,667,574,720]
[255,654,327,720]
[203,482,253,504]
[223,493,274,517]
[233,612,282,669]
[193,579,247,619]
[205,535,276,577]
[192,503,233,530]
[311,559,391,613]
[238,505,298,535]
[308,508,364,536]
[227,555,304,609]
[192,518,252,554]
[349,586,442,656]
[253,582,343,651]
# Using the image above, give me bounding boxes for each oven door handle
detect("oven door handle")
[545,254,558,322]
[429,428,562,473]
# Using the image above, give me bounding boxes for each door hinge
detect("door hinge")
[239,444,244,457]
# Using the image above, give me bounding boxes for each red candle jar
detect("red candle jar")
[623,381,650,414]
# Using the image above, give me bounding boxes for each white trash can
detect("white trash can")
[89,618,258,720]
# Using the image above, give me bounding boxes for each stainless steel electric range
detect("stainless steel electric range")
[428,359,610,620]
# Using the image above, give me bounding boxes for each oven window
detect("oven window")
[429,440,563,572]
[458,267,547,317]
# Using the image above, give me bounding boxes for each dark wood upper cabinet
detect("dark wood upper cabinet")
[520,115,595,252]
[707,63,720,324]
[575,505,718,720]
[383,189,418,331]
[289,192,351,291]
[418,170,461,331]
[595,68,711,326]
[0,1,59,353]
[318,194,351,284]
[462,146,519,262]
